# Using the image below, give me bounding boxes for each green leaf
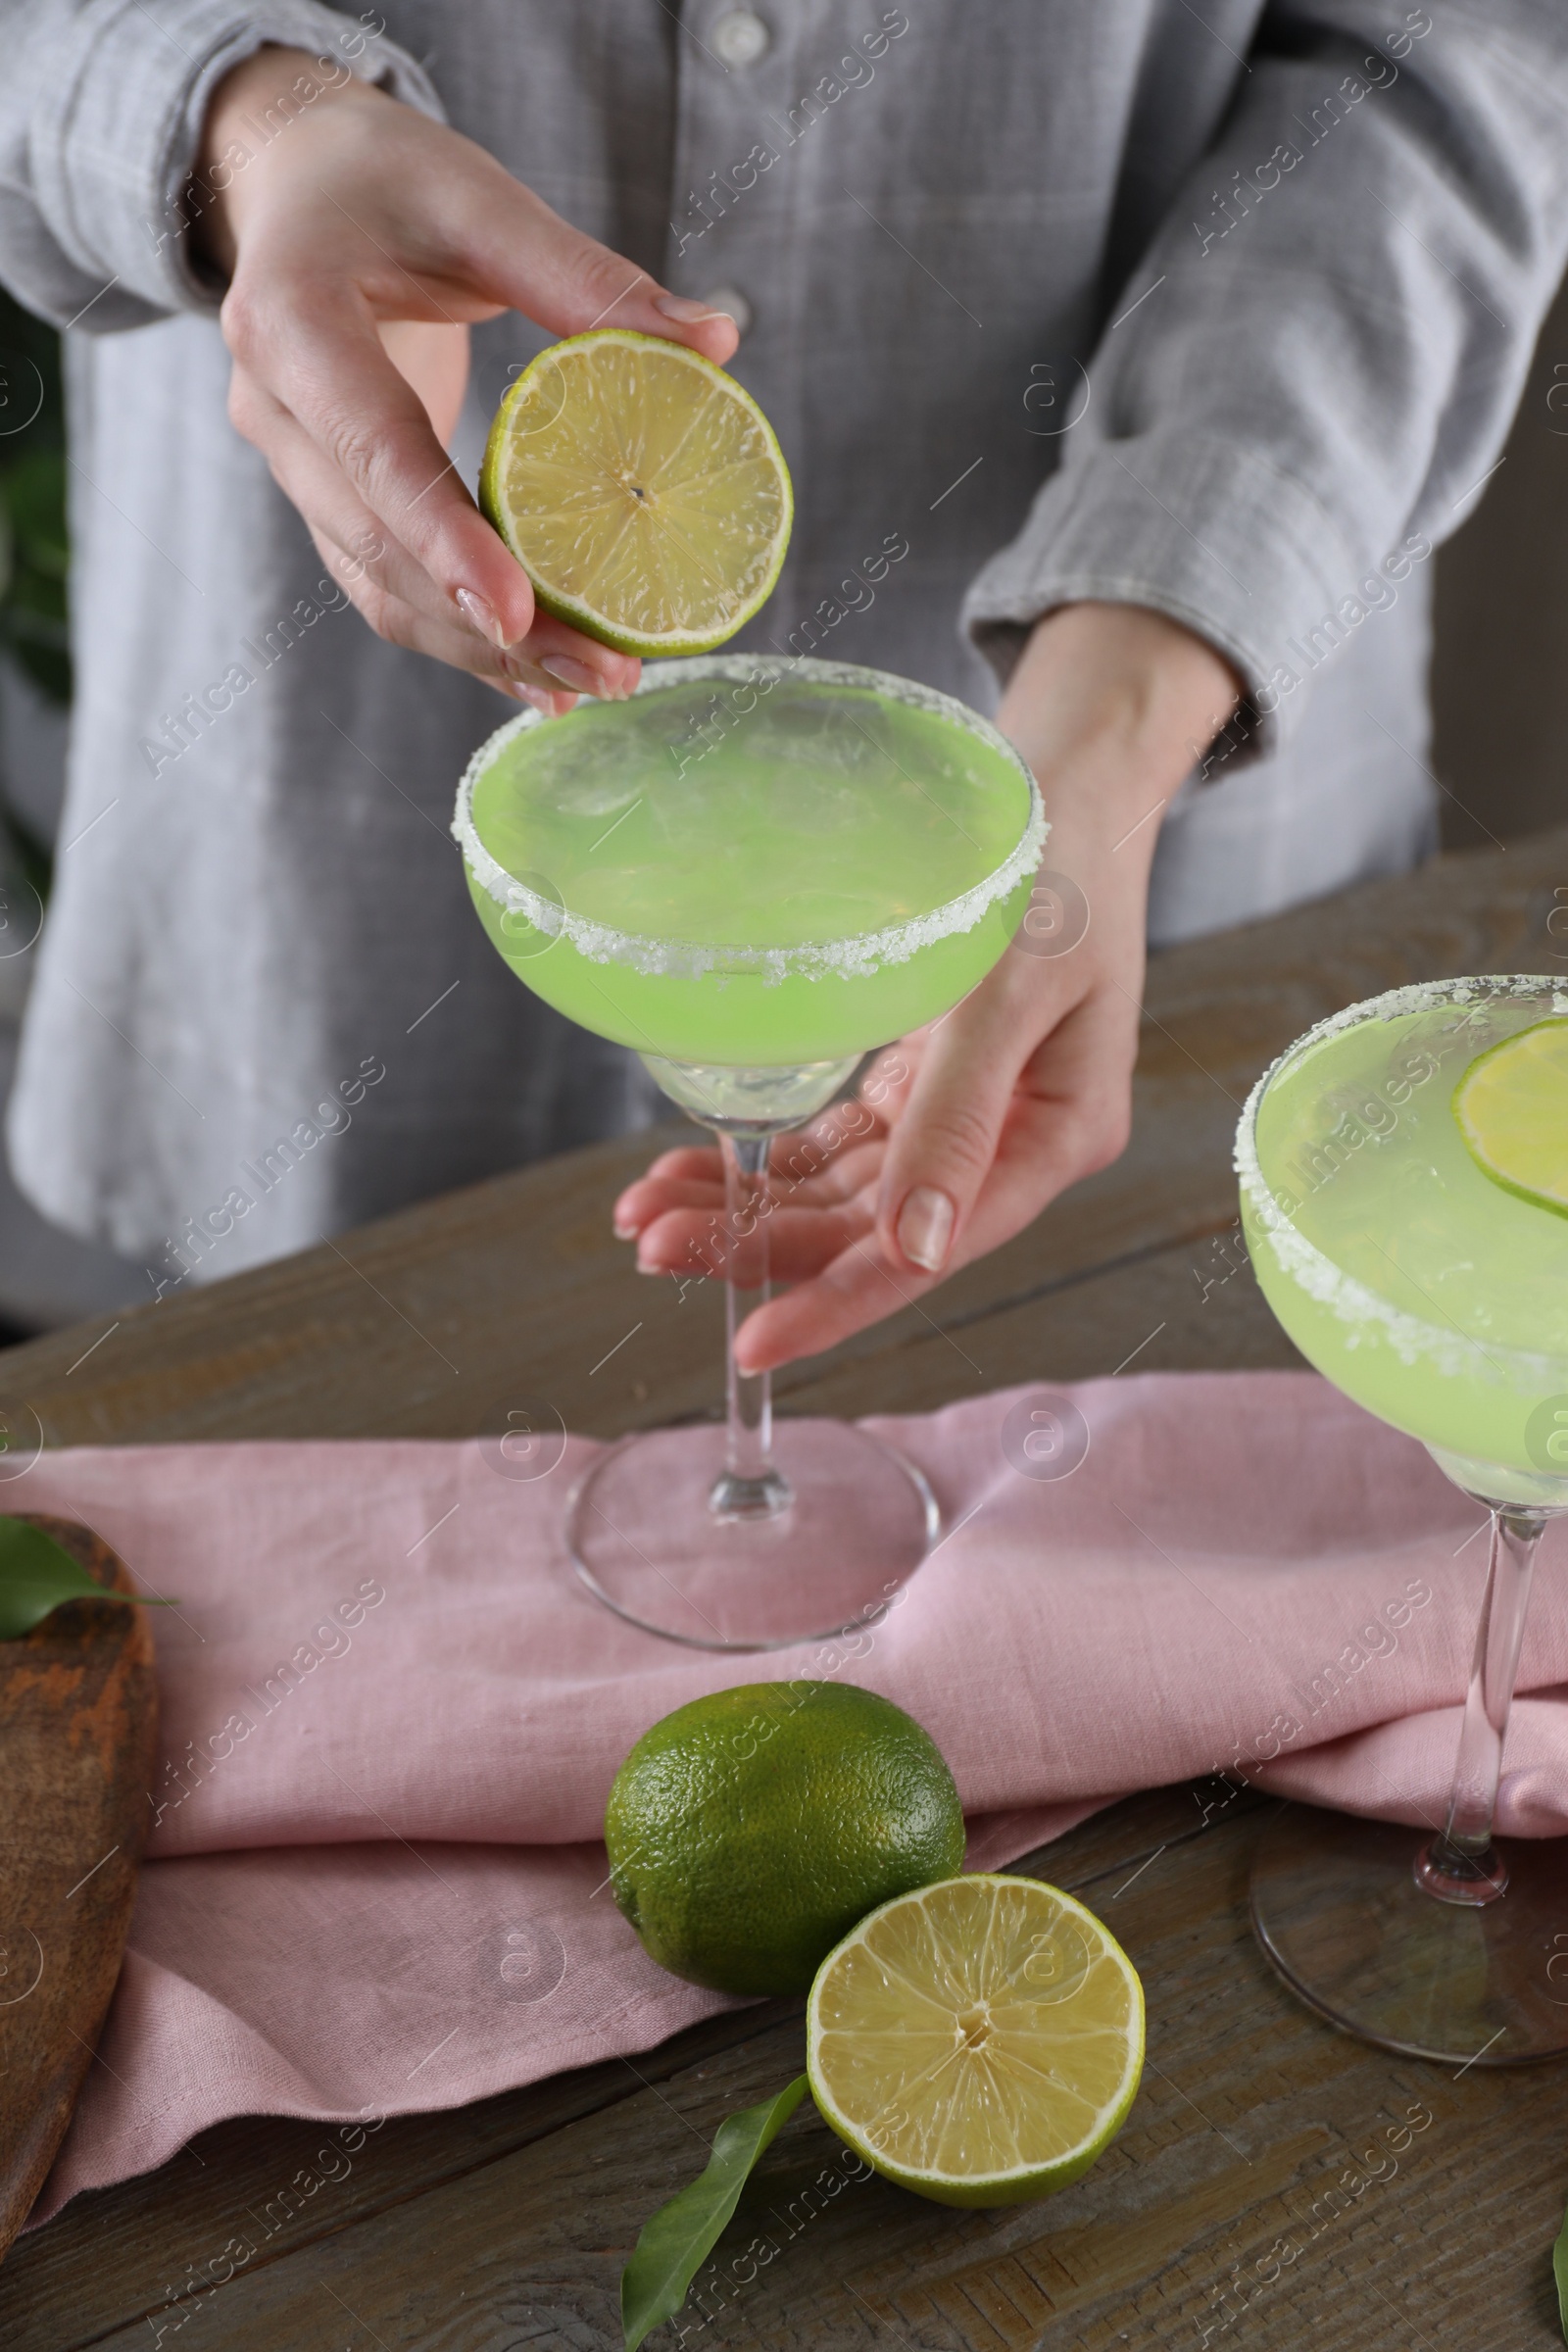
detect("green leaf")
[1555,2191,1568,2341]
[620,2073,808,2351]
[0,1515,172,1640]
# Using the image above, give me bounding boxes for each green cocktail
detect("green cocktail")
[455,656,1044,1649]
[1239,977,1568,1503]
[1237,975,1568,2064]
[456,660,1040,1068]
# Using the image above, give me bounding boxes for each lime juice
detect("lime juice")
[454,657,1043,1067]
[1238,976,1568,1502]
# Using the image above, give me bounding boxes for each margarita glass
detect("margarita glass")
[1237,974,1568,2063]
[454,655,1044,1647]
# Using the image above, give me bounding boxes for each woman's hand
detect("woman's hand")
[613,602,1242,1370]
[191,45,739,710]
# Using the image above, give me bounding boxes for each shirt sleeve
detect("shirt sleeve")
[0,1,444,335]
[961,0,1568,751]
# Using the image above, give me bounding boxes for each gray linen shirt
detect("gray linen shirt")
[0,0,1564,1290]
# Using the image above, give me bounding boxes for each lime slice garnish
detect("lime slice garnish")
[807,1873,1144,2208]
[479,328,792,657]
[1453,1017,1568,1215]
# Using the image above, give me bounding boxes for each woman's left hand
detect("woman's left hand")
[612,602,1241,1373]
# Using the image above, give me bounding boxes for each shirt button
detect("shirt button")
[710,10,770,67]
[700,285,754,338]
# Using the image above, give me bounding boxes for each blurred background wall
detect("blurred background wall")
[1432,268,1568,852]
[0,275,1564,1338]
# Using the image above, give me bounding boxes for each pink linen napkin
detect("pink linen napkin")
[18,1370,1568,2225]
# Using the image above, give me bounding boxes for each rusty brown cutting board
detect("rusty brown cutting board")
[0,1518,158,2259]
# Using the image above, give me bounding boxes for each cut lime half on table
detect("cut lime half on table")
[479,328,792,657]
[807,1873,1145,2208]
[1453,1016,1568,1215]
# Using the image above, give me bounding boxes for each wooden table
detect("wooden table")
[3,827,1566,2351]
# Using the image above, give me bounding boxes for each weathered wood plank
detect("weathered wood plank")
[0,826,1557,1451]
[791,1215,1302,1422]
[0,1523,157,2260]
[45,1801,1567,2352]
[0,1786,1218,2349]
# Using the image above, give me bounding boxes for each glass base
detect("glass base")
[1250,1804,1568,2064]
[565,1417,939,1650]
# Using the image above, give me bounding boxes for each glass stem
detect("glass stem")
[1418,1505,1545,1905]
[708,1130,793,1522]
[725,1131,772,1483]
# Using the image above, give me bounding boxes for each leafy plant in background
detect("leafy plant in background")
[0,285,69,709]
[0,283,69,906]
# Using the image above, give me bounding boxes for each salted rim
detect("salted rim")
[451,655,1047,982]
[1234,973,1568,1380]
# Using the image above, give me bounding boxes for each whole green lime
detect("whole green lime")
[605,1682,965,1996]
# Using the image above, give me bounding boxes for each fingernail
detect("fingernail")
[542,653,608,696]
[456,587,507,648]
[654,294,728,325]
[897,1186,955,1274]
[613,1219,638,1240]
[517,683,556,714]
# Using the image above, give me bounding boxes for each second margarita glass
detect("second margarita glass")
[1238,975,1568,2063]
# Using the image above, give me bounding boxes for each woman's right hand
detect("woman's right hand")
[192,45,739,710]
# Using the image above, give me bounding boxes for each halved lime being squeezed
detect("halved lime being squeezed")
[480,328,792,657]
